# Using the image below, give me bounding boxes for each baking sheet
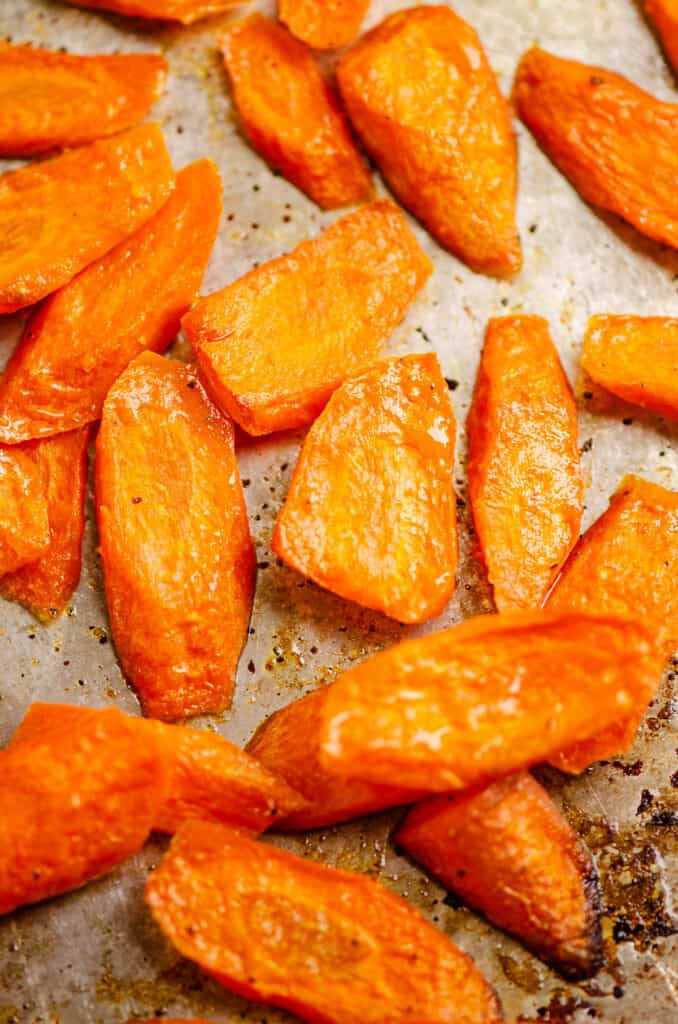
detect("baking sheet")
[0,0,676,1020]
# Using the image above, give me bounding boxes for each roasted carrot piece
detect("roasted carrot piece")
[0,442,49,575]
[0,160,221,445]
[645,1,678,75]
[279,0,369,49]
[146,820,503,1024]
[467,316,583,612]
[63,0,246,23]
[396,772,603,980]
[337,6,521,277]
[183,200,431,435]
[220,16,372,210]
[0,123,174,316]
[546,475,678,772]
[580,315,678,419]
[273,354,457,623]
[96,352,255,721]
[0,703,172,916]
[319,611,655,792]
[513,48,678,250]
[0,44,167,157]
[0,428,89,622]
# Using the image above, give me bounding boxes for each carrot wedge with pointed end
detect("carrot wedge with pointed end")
[279,0,369,50]
[0,161,221,444]
[320,611,655,792]
[0,428,89,622]
[0,44,167,157]
[220,16,371,210]
[96,353,255,721]
[183,201,431,436]
[146,820,503,1024]
[273,354,457,623]
[0,123,174,316]
[467,316,583,612]
[396,773,603,980]
[645,1,678,75]
[546,475,678,772]
[337,7,521,277]
[513,48,678,250]
[0,443,49,575]
[64,0,246,23]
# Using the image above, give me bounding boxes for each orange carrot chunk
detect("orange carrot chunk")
[513,48,678,250]
[0,160,222,444]
[63,0,247,23]
[0,427,89,622]
[337,6,521,277]
[0,44,167,157]
[220,15,371,210]
[319,611,655,792]
[396,772,603,980]
[580,315,678,419]
[96,352,255,721]
[467,316,583,612]
[0,442,49,575]
[546,475,678,772]
[645,0,678,75]
[183,200,431,436]
[0,123,174,315]
[273,354,457,623]
[146,820,504,1024]
[279,0,369,50]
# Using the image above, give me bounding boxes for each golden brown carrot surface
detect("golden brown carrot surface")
[63,0,246,23]
[0,442,49,576]
[645,0,678,74]
[279,0,370,49]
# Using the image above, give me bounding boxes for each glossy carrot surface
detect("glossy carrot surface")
[279,0,370,49]
[63,0,247,23]
[0,442,49,576]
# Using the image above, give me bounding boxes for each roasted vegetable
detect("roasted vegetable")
[63,0,247,23]
[279,0,370,49]
[0,443,49,576]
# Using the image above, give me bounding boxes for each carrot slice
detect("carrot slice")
[183,200,431,435]
[580,315,678,419]
[467,316,583,611]
[319,611,655,792]
[273,354,457,623]
[0,703,172,916]
[0,44,167,157]
[220,15,371,210]
[0,123,174,316]
[513,48,678,250]
[337,7,521,277]
[63,0,246,23]
[645,0,678,74]
[96,352,255,721]
[0,442,49,575]
[0,427,89,622]
[0,160,221,444]
[396,772,603,980]
[279,0,369,49]
[546,475,678,771]
[145,820,503,1024]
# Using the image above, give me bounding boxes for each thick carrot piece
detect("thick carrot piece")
[183,201,431,435]
[337,7,521,278]
[0,443,49,575]
[273,354,457,623]
[0,428,89,622]
[320,611,655,792]
[645,1,678,75]
[0,123,174,316]
[467,316,583,612]
[0,160,221,445]
[64,0,246,23]
[96,352,255,721]
[513,48,678,250]
[146,820,503,1024]
[546,475,678,772]
[279,0,370,50]
[220,16,371,210]
[0,703,172,916]
[580,315,678,419]
[396,773,603,980]
[0,44,167,157]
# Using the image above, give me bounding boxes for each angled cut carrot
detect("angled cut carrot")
[96,352,255,721]
[580,315,678,419]
[513,48,678,250]
[0,427,89,622]
[0,442,49,575]
[319,611,655,792]
[546,475,678,772]
[645,1,678,75]
[337,6,521,277]
[183,200,432,435]
[220,15,372,210]
[273,354,457,623]
[467,316,583,611]
[0,123,174,316]
[0,160,221,444]
[0,703,172,916]
[279,0,369,49]
[146,820,503,1024]
[64,0,246,23]
[0,44,167,157]
[396,772,603,980]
